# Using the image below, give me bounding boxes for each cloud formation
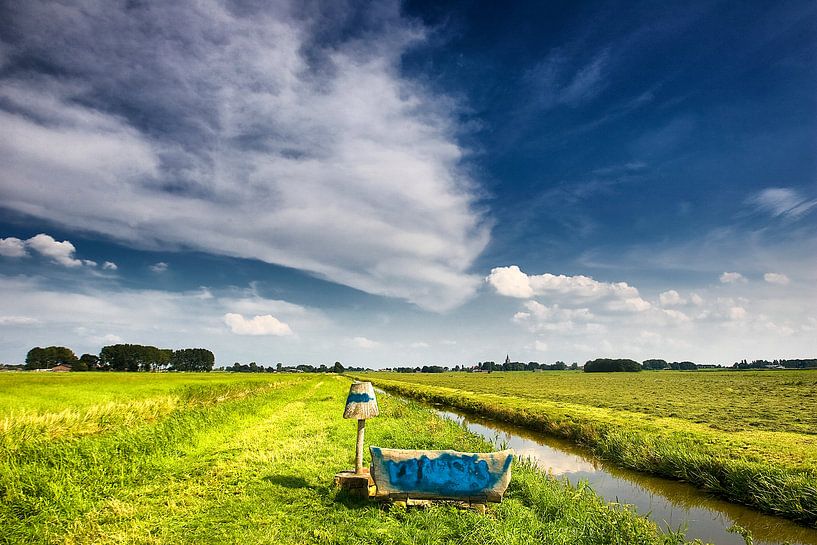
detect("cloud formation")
[0,237,27,258]
[150,262,169,273]
[486,265,650,311]
[719,272,746,284]
[764,272,790,285]
[223,313,293,336]
[0,0,488,311]
[749,187,817,219]
[350,336,379,349]
[1,233,104,268]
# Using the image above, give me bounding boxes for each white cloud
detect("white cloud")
[88,333,124,345]
[659,289,685,307]
[0,1,488,312]
[487,265,651,317]
[350,336,379,349]
[728,306,747,321]
[485,265,534,298]
[749,187,817,219]
[533,340,548,352]
[223,313,293,336]
[409,341,430,349]
[606,296,652,313]
[25,233,87,267]
[719,272,746,284]
[150,262,168,273]
[690,293,704,306]
[486,265,641,302]
[764,272,790,285]
[102,261,118,271]
[662,309,690,323]
[0,315,39,325]
[0,237,27,257]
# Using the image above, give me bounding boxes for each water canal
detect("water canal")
[409,396,817,545]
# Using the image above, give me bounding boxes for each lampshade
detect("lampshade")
[343,381,379,419]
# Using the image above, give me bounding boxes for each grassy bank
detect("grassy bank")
[353,372,817,527]
[0,373,700,544]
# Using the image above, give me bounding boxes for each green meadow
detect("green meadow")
[354,370,817,526]
[0,372,702,545]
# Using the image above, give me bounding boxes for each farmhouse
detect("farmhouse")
[51,364,72,372]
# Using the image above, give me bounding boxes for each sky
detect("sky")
[0,0,815,367]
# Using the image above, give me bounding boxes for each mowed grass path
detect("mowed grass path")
[0,373,697,544]
[354,371,817,526]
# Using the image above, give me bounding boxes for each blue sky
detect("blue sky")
[0,0,815,367]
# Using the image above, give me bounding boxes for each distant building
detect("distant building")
[51,365,72,372]
[505,354,511,365]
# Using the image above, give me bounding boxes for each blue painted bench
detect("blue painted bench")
[369,446,514,502]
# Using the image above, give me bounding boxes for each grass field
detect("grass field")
[353,370,817,527]
[0,372,700,544]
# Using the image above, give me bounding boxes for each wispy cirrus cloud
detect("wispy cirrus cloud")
[749,187,817,219]
[0,0,489,312]
[525,48,612,108]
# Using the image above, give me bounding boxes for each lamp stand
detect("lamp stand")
[355,419,365,474]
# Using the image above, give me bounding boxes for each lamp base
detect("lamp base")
[334,468,375,499]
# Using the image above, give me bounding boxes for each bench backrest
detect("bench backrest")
[369,446,514,502]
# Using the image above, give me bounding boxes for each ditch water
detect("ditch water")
[417,400,817,545]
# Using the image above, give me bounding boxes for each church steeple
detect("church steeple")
[505,354,510,365]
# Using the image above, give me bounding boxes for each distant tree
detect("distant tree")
[73,353,99,372]
[570,362,579,370]
[584,358,641,373]
[170,348,215,372]
[25,346,78,370]
[642,359,668,370]
[99,344,167,372]
[79,353,99,368]
[333,361,345,373]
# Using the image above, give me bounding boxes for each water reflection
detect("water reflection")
[434,407,817,545]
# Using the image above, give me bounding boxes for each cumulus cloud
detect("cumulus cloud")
[749,187,817,219]
[350,336,379,349]
[150,262,169,273]
[102,261,118,271]
[26,234,87,267]
[719,272,746,284]
[659,289,685,307]
[1,233,104,267]
[764,272,790,285]
[223,313,293,336]
[486,265,649,311]
[0,1,488,312]
[0,237,28,257]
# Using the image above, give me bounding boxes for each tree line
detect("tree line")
[223,361,348,373]
[732,358,817,370]
[25,344,215,372]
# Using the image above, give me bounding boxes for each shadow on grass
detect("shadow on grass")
[263,474,311,489]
